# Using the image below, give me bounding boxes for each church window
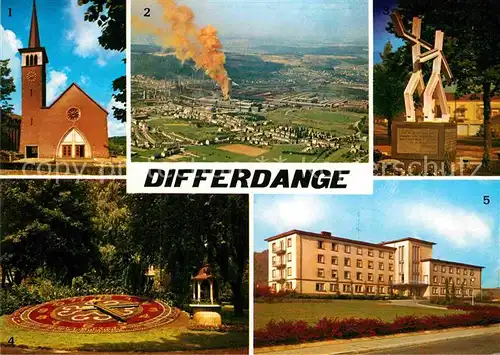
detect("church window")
[67,107,81,121]
[30,118,33,126]
[34,55,38,66]
[30,89,33,97]
[26,56,29,66]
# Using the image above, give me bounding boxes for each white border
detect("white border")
[369,0,374,168]
[248,193,255,354]
[125,0,374,194]
[126,0,132,171]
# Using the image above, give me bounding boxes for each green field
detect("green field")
[148,118,223,142]
[132,143,365,163]
[254,300,462,330]
[267,108,363,135]
[181,144,339,163]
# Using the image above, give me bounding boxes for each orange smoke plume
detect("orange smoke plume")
[132,0,230,99]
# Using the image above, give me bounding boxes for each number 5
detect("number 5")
[483,196,490,205]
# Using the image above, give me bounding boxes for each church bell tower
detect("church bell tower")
[19,0,49,111]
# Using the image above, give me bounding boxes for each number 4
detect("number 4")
[8,337,14,346]
[483,196,490,205]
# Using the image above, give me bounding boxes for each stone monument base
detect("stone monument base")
[190,304,222,326]
[391,121,457,174]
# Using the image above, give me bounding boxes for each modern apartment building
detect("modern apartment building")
[266,230,483,299]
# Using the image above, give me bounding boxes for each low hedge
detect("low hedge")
[254,305,500,347]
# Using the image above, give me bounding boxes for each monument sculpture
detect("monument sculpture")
[391,11,452,122]
[389,11,457,172]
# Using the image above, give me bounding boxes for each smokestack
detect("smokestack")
[225,78,232,101]
[132,1,230,99]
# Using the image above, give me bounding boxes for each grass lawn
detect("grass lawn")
[267,108,362,135]
[1,306,249,352]
[254,300,463,330]
[182,144,324,162]
[148,119,223,142]
[133,143,362,163]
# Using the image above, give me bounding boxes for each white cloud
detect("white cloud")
[256,196,330,232]
[106,96,125,137]
[80,75,90,86]
[65,0,117,66]
[400,202,492,248]
[1,25,23,113]
[46,70,68,105]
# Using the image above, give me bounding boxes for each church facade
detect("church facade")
[19,0,109,159]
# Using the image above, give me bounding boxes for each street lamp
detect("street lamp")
[471,277,475,306]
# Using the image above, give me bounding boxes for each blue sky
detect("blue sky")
[1,0,125,136]
[373,0,403,63]
[254,181,500,288]
[132,0,368,44]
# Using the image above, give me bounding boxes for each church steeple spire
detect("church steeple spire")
[29,0,41,48]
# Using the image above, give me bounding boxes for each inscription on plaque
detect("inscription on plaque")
[444,128,456,153]
[397,128,438,155]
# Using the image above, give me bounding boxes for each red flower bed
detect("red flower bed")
[254,305,500,346]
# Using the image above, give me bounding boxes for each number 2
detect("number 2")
[144,8,151,17]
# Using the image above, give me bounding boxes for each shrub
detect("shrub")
[0,276,130,316]
[0,284,44,315]
[254,305,500,347]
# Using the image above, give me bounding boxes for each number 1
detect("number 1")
[9,8,12,16]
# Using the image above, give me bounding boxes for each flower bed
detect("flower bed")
[254,305,500,347]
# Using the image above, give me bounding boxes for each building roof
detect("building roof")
[192,264,215,280]
[265,229,396,251]
[446,93,500,102]
[46,83,108,114]
[420,258,484,269]
[379,237,436,246]
[29,0,41,48]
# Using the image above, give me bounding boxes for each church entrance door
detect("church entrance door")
[57,129,90,159]
[62,145,72,158]
[75,145,85,158]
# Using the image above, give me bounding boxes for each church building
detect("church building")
[19,0,109,159]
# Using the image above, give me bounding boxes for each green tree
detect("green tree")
[373,41,408,138]
[392,0,500,170]
[0,59,15,114]
[79,0,126,122]
[0,180,99,286]
[88,180,130,278]
[127,194,249,316]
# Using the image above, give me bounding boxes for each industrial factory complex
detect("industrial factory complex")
[130,45,369,163]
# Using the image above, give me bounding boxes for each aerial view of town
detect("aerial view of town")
[130,0,369,163]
